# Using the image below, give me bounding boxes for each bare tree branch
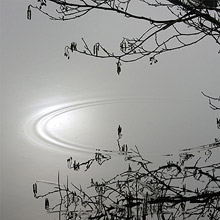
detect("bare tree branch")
[27,0,220,73]
[33,120,220,220]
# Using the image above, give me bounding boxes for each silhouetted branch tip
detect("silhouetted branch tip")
[28,0,220,72]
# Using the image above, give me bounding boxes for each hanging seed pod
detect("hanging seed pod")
[45,198,49,210]
[70,42,77,52]
[128,163,132,172]
[116,60,121,75]
[93,44,96,55]
[120,40,127,53]
[27,6,31,20]
[64,48,70,59]
[32,184,35,194]
[117,125,122,136]
[93,43,99,56]
[217,118,220,129]
[67,157,72,168]
[117,65,121,75]
[35,183,37,193]
[96,43,99,55]
[33,183,37,195]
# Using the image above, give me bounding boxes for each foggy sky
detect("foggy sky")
[0,1,220,220]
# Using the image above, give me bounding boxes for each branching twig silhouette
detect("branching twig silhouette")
[33,143,220,219]
[33,100,220,220]
[26,1,220,218]
[27,0,220,74]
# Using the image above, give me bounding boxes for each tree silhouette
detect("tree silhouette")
[28,1,220,219]
[33,140,220,220]
[27,0,220,73]
[33,93,220,219]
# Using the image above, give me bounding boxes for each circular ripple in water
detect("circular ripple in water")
[25,97,209,158]
[25,98,157,154]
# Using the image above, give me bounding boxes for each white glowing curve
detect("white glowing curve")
[25,98,213,155]
[25,98,149,153]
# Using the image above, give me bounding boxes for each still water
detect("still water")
[1,1,219,219]
[21,96,220,220]
[24,97,193,157]
[23,94,219,169]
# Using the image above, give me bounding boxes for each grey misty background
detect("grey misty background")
[0,0,220,220]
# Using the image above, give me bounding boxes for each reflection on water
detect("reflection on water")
[24,97,217,160]
[25,97,156,154]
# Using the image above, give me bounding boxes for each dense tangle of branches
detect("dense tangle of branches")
[27,0,220,73]
[28,1,220,219]
[33,93,220,220]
